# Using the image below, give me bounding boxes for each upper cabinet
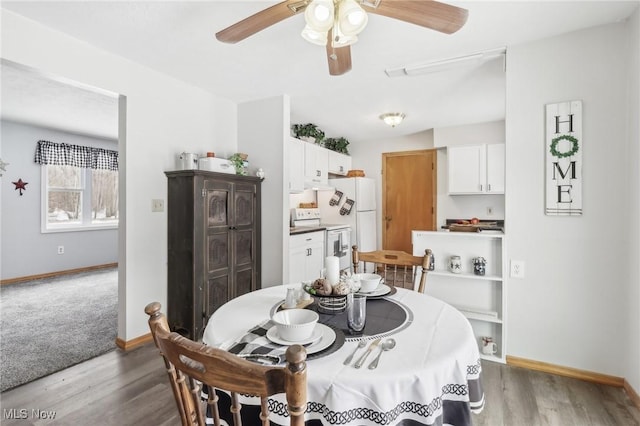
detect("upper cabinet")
[328,151,352,176]
[485,143,505,194]
[288,137,352,190]
[448,143,505,195]
[289,138,305,193]
[303,141,329,187]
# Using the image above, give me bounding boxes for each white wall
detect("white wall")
[1,10,237,340]
[0,120,118,279]
[505,19,636,383]
[238,96,289,287]
[350,130,434,249]
[434,120,506,226]
[624,6,640,395]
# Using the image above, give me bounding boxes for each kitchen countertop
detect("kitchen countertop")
[289,226,326,235]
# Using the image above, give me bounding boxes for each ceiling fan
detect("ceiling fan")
[216,0,468,76]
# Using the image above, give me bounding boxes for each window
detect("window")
[36,140,119,232]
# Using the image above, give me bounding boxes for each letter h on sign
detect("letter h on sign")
[545,100,583,216]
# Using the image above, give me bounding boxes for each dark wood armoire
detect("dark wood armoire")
[165,170,262,340]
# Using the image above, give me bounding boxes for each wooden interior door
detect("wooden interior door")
[382,150,437,253]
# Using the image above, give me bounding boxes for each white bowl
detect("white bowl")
[271,309,319,342]
[356,273,382,293]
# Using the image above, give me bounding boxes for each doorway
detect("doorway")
[382,150,437,253]
[0,59,122,390]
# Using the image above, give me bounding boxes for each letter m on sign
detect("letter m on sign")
[545,100,582,216]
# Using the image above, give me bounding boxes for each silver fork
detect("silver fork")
[343,340,366,365]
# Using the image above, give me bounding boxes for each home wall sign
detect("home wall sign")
[545,100,582,216]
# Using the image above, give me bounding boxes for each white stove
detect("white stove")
[290,208,322,227]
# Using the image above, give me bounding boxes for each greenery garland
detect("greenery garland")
[550,135,579,158]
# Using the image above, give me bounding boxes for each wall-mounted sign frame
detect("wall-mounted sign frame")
[545,100,583,216]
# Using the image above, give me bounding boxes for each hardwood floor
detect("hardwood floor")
[475,360,640,426]
[1,344,638,425]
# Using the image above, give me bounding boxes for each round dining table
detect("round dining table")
[203,285,484,426]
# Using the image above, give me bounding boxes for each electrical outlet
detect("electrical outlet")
[151,199,164,212]
[57,246,64,255]
[487,206,494,216]
[510,260,525,278]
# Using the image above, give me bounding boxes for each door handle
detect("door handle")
[384,216,392,222]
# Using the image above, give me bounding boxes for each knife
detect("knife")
[353,339,381,369]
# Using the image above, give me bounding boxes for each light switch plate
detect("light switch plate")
[151,199,164,212]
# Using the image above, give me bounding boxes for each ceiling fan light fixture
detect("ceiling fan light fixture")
[331,23,358,48]
[338,0,368,36]
[304,0,335,32]
[301,26,328,46]
[380,113,406,128]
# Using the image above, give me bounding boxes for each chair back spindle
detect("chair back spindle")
[352,246,432,293]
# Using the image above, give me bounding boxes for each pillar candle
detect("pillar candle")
[325,256,340,286]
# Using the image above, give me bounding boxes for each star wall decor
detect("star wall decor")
[12,178,28,196]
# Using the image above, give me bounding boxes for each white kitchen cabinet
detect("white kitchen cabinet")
[447,143,505,194]
[412,230,506,363]
[288,137,305,193]
[486,143,505,193]
[289,231,325,283]
[303,142,329,187]
[328,151,351,176]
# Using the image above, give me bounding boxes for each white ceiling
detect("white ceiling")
[1,1,638,143]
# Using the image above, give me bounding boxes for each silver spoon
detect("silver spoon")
[343,340,367,365]
[368,338,396,369]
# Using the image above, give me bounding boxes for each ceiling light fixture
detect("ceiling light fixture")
[302,0,368,48]
[385,47,506,78]
[380,113,406,128]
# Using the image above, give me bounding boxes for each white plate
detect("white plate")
[357,283,391,297]
[266,324,336,355]
[266,325,323,346]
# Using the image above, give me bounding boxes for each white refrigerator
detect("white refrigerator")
[317,177,377,269]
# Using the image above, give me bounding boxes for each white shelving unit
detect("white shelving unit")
[412,230,507,363]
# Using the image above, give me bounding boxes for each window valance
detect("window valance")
[34,140,118,171]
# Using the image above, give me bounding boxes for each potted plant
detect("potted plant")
[323,137,350,155]
[228,153,248,175]
[291,123,325,144]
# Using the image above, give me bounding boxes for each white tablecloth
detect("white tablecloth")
[203,286,484,426]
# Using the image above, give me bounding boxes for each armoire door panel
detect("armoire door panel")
[207,233,230,272]
[235,268,253,297]
[235,229,254,266]
[234,188,254,227]
[207,189,230,227]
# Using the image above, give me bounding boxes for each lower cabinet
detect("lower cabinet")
[165,170,262,340]
[289,231,325,283]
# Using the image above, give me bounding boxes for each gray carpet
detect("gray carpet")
[0,267,117,392]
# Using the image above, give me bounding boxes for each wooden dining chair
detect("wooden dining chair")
[145,302,307,426]
[352,245,432,293]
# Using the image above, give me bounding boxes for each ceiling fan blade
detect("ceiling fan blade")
[363,0,468,34]
[216,0,308,43]
[326,44,352,76]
